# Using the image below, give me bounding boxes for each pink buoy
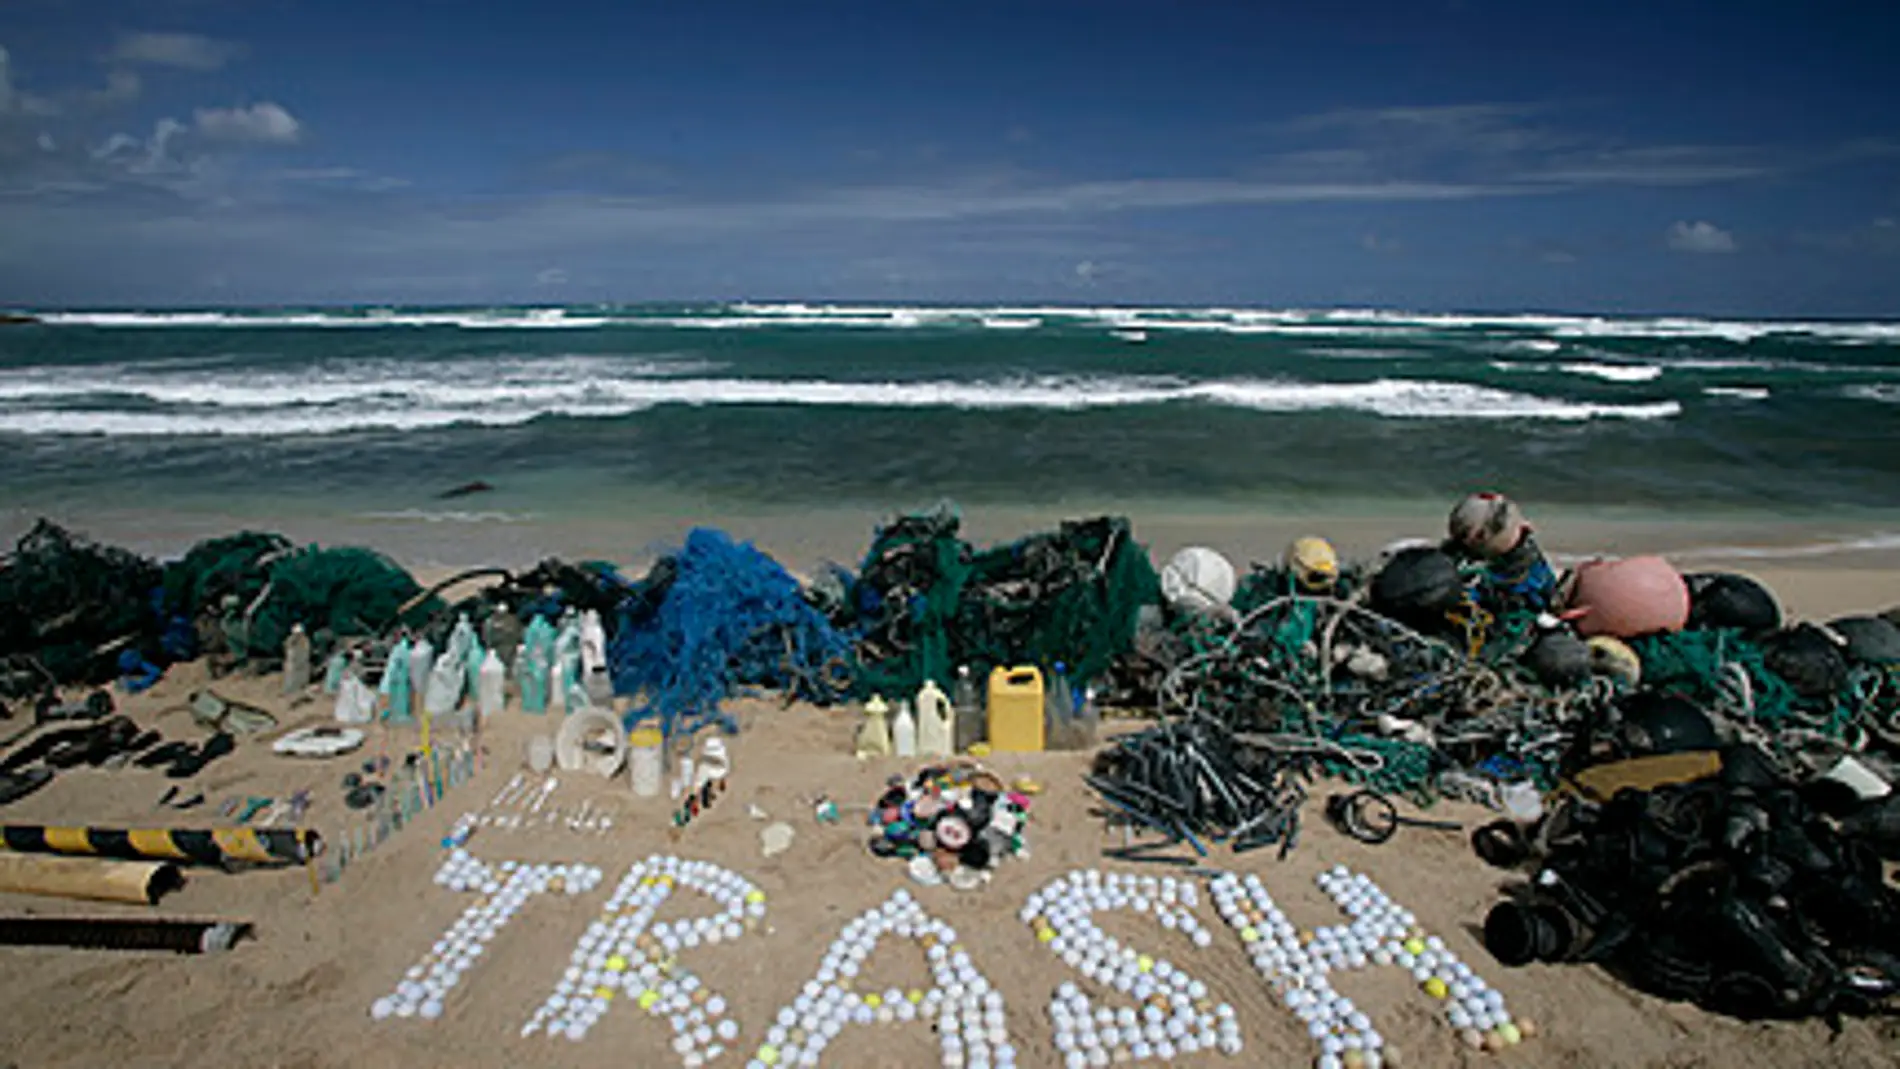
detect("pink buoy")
[1566,556,1690,639]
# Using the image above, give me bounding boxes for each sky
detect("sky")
[0,0,1897,314]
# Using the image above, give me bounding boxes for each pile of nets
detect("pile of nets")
[0,521,163,698]
[239,546,441,662]
[832,505,1160,699]
[608,528,856,738]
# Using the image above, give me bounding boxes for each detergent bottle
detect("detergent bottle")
[915,679,953,757]
[855,695,892,758]
[518,615,554,714]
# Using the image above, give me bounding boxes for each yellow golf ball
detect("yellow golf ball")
[758,1044,780,1066]
[864,994,882,1008]
[1137,955,1154,973]
[1241,926,1260,943]
[1403,938,1426,956]
[1423,977,1449,1000]
[1498,1022,1523,1045]
[605,955,628,972]
[745,890,766,904]
[638,989,660,1011]
[1036,927,1056,944]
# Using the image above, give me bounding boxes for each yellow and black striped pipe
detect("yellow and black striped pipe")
[0,825,321,868]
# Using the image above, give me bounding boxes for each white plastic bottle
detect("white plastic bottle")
[892,699,917,758]
[477,648,506,718]
[915,679,953,757]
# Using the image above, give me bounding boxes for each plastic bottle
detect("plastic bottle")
[579,609,612,706]
[855,695,892,758]
[408,637,434,721]
[916,680,953,757]
[952,664,983,753]
[553,611,581,715]
[477,649,506,718]
[284,623,311,695]
[335,652,374,724]
[323,650,347,695]
[518,615,554,714]
[482,604,524,672]
[381,636,413,723]
[892,699,917,758]
[1073,682,1101,749]
[1045,662,1076,750]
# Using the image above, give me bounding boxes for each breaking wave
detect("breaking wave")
[24,302,1899,345]
[0,369,1680,437]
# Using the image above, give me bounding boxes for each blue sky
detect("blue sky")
[1,0,1896,314]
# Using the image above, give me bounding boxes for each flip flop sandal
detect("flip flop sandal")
[137,741,196,768]
[0,767,54,806]
[165,731,237,779]
[172,791,206,810]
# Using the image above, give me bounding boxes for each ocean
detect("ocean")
[2,303,1898,565]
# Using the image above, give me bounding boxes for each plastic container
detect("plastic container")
[892,700,917,758]
[952,665,983,753]
[628,727,663,798]
[915,680,954,757]
[477,649,506,718]
[987,665,1045,753]
[855,695,892,758]
[283,624,311,695]
[1044,663,1078,750]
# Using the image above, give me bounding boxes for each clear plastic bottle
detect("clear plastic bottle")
[283,623,311,695]
[952,664,983,753]
[1045,662,1076,750]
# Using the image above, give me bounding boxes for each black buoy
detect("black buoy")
[1827,615,1900,665]
[1370,547,1464,625]
[1759,623,1849,700]
[1684,573,1781,635]
[1524,628,1591,688]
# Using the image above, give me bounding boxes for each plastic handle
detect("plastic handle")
[1006,671,1037,686]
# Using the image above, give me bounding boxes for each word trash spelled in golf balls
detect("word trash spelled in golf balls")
[523,854,765,1065]
[371,852,603,1022]
[1212,864,1526,1068]
[1024,870,1241,1067]
[749,887,1016,1069]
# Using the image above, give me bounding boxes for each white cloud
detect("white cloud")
[193,102,300,144]
[110,33,241,72]
[535,266,568,285]
[1666,220,1737,254]
[1877,217,1896,229]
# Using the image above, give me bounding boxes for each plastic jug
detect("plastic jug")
[855,695,892,758]
[915,680,953,757]
[579,610,612,706]
[892,699,917,758]
[482,604,524,669]
[283,623,311,695]
[987,665,1045,752]
[518,616,554,714]
[477,649,506,718]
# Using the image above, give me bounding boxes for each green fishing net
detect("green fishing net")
[161,531,292,620]
[844,507,1161,698]
[234,546,443,662]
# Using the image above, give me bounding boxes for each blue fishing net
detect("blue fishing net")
[608,528,856,739]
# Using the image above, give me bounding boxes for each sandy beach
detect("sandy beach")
[1,511,1898,1069]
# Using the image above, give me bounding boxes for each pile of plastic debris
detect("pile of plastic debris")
[1474,746,1900,1021]
[865,761,1032,891]
[1108,492,1900,807]
[0,521,162,698]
